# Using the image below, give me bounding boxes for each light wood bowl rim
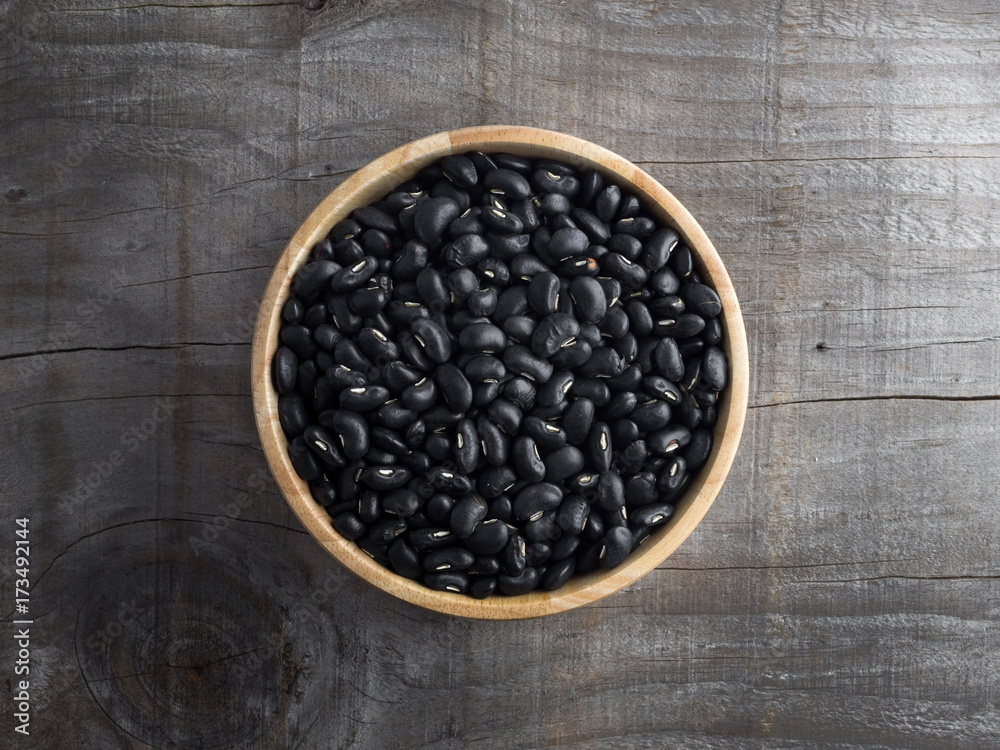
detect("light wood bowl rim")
[251,125,749,619]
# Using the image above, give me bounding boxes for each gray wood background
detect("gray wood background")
[2,0,999,747]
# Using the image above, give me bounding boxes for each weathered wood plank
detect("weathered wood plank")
[2,0,1000,747]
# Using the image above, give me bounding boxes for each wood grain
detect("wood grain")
[2,0,999,746]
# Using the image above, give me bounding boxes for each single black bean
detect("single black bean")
[536,370,574,408]
[478,464,518,498]
[596,470,625,511]
[326,409,370,459]
[599,526,633,569]
[382,361,421,393]
[538,192,572,216]
[411,527,457,551]
[467,287,498,317]
[282,297,305,324]
[451,493,488,538]
[415,267,449,311]
[577,347,625,380]
[548,227,590,258]
[449,207,486,238]
[330,256,378,293]
[458,322,507,354]
[701,346,727,390]
[625,471,658,505]
[464,518,509,555]
[597,305,630,339]
[678,338,705,358]
[369,516,408,545]
[563,398,596,445]
[616,193,640,219]
[280,324,317,360]
[501,376,536,412]
[571,207,610,244]
[524,542,551,567]
[648,425,693,455]
[482,167,531,199]
[569,276,608,324]
[650,266,681,296]
[359,466,412,491]
[643,228,680,269]
[454,418,479,474]
[633,503,675,527]
[413,197,461,247]
[293,259,339,300]
[441,154,478,188]
[683,427,713,470]
[424,546,476,572]
[530,313,581,359]
[618,440,649,474]
[400,377,437,412]
[387,538,422,579]
[288,436,323,480]
[513,482,564,522]
[586,421,613,472]
[476,415,509,466]
[512,436,546,483]
[625,299,653,337]
[272,346,298,394]
[424,571,470,594]
[607,233,643,261]
[278,393,311,437]
[541,557,576,591]
[328,295,363,334]
[570,377,610,407]
[527,272,560,315]
[654,338,685,381]
[556,494,590,535]
[339,384,390,411]
[503,345,554,383]
[426,493,455,526]
[444,233,490,268]
[522,416,567,451]
[543,446,585,483]
[669,244,694,280]
[631,399,672,431]
[602,391,637,420]
[303,425,347,468]
[410,317,451,363]
[497,567,539,595]
[533,168,580,198]
[501,533,527,576]
[332,511,367,541]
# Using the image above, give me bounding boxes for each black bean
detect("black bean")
[527,272,560,315]
[359,466,412,491]
[469,576,498,599]
[503,345,554,384]
[328,295,363,334]
[330,256,378,293]
[428,466,474,496]
[625,471,658,505]
[369,516,408,545]
[273,346,298,394]
[467,287,498,317]
[631,399,672,431]
[326,409,370,459]
[426,493,455,526]
[512,436,546,483]
[501,376,537,412]
[597,305,629,339]
[669,244,694,280]
[541,557,576,591]
[650,266,681,296]
[293,259,339,299]
[618,440,649,474]
[654,338,685,381]
[333,511,367,541]
[424,546,476,572]
[387,538,422,579]
[601,252,648,290]
[647,425,693,456]
[643,228,680,269]
[542,445,585,483]
[424,571,470,594]
[454,418,479,474]
[478,464,517,498]
[563,398,596,445]
[522,416,567,451]
[607,233,642,262]
[282,297,305,324]
[413,197,461,247]
[594,184,621,222]
[411,527,457,551]
[440,154,478,188]
[587,421,613,472]
[577,347,625,379]
[530,313,581,359]
[458,322,507,355]
[556,494,590,535]
[280,324,317,360]
[569,276,608,324]
[616,193,640,219]
[683,427,713,470]
[633,503,675,527]
[601,391,637,420]
[571,207,610,244]
[288,436,323,480]
[599,526,633,569]
[513,482,564,521]
[303,425,347,468]
[533,168,580,198]
[464,518,509,555]
[476,415,509,466]
[701,346,728,390]
[625,299,653,337]
[501,533,527,576]
[278,393,311,437]
[451,493,488,538]
[442,232,488,267]
[339,384,390,411]
[353,205,399,234]
[549,227,590,258]
[570,378,610,407]
[482,167,531,199]
[415,267,449,311]
[596,470,625,510]
[524,541,551,567]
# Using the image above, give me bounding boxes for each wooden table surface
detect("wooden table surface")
[3,1,999,747]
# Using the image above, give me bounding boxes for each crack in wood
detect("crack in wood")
[0,342,249,363]
[749,394,1000,410]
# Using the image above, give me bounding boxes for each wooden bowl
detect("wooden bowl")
[251,126,749,619]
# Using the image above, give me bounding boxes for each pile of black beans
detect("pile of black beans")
[272,151,728,598]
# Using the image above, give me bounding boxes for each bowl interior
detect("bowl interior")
[251,126,749,619]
